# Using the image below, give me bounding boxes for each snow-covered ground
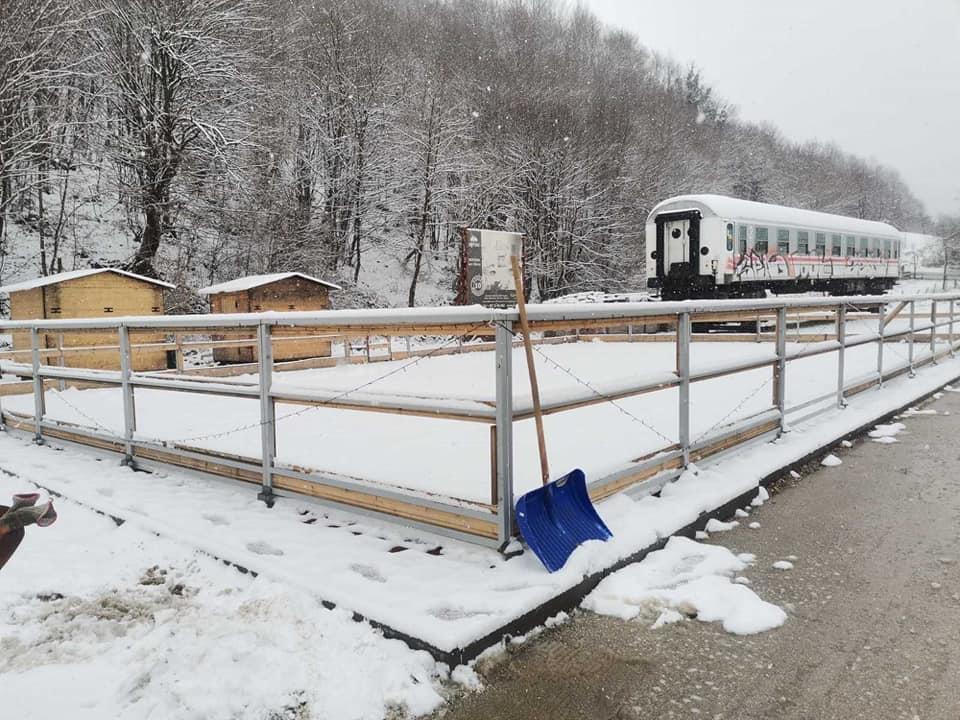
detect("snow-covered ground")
[0,337,946,504]
[0,473,447,720]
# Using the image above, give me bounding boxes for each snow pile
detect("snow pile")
[751,486,770,506]
[900,407,938,416]
[0,476,444,720]
[868,422,906,444]
[581,536,786,635]
[820,454,842,467]
[704,518,739,533]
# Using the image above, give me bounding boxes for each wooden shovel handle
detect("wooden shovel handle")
[511,256,550,486]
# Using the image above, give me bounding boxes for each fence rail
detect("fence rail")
[1,292,959,549]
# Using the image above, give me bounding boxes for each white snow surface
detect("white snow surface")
[869,422,906,439]
[820,454,843,467]
[197,271,341,295]
[582,537,787,635]
[0,476,444,720]
[0,339,946,504]
[0,267,175,294]
[0,332,958,717]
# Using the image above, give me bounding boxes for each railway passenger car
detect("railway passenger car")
[646,195,901,300]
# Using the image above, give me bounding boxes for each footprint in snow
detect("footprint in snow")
[429,606,492,620]
[96,487,114,497]
[350,563,386,583]
[246,541,284,556]
[202,513,230,526]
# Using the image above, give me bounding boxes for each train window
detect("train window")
[884,239,892,258]
[738,225,748,254]
[815,232,826,256]
[777,229,790,254]
[831,234,842,256]
[755,227,769,255]
[797,231,809,254]
[844,236,855,257]
[726,223,734,251]
[894,240,899,259]
[859,237,869,257]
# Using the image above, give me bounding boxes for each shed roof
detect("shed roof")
[198,272,342,295]
[0,268,176,294]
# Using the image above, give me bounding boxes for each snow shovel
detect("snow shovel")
[510,257,612,572]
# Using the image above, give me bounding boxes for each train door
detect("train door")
[655,210,701,281]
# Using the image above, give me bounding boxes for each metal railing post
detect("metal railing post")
[950,299,956,357]
[495,320,515,547]
[30,328,45,443]
[876,305,885,385]
[258,323,276,507]
[677,313,691,465]
[908,300,916,377]
[774,306,787,433]
[56,333,66,391]
[930,300,937,363]
[836,305,847,408]
[118,325,137,465]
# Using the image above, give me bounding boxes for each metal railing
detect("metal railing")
[1,292,959,549]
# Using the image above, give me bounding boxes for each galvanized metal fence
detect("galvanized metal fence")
[1,293,958,549]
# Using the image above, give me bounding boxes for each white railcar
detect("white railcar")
[645,194,901,299]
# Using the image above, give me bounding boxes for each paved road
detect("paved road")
[435,390,960,720]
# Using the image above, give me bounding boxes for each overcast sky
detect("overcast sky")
[582,0,960,219]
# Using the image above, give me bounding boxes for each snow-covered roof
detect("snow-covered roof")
[647,194,902,238]
[198,272,342,295]
[0,268,175,294]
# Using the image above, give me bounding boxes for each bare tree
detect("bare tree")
[88,0,259,278]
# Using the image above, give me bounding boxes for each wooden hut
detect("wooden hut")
[198,272,340,363]
[0,268,174,371]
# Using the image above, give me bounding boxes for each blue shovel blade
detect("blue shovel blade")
[515,469,613,573]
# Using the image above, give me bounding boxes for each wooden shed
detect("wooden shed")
[0,268,174,371]
[199,272,341,363]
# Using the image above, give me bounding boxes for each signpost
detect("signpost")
[458,228,524,307]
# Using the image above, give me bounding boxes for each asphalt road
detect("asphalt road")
[434,389,960,720]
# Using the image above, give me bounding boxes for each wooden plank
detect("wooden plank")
[882,301,908,329]
[272,471,499,539]
[589,456,683,502]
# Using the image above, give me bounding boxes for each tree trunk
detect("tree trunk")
[129,201,163,277]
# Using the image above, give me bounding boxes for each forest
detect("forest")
[0,0,944,310]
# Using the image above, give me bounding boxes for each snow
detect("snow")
[751,486,770,507]
[1,338,945,505]
[582,537,787,635]
[841,439,853,448]
[0,476,445,720]
[868,422,906,443]
[0,322,958,716]
[748,522,761,529]
[704,518,739,533]
[197,272,341,295]
[450,665,483,691]
[772,560,795,571]
[734,508,749,518]
[820,454,843,467]
[0,267,175,294]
